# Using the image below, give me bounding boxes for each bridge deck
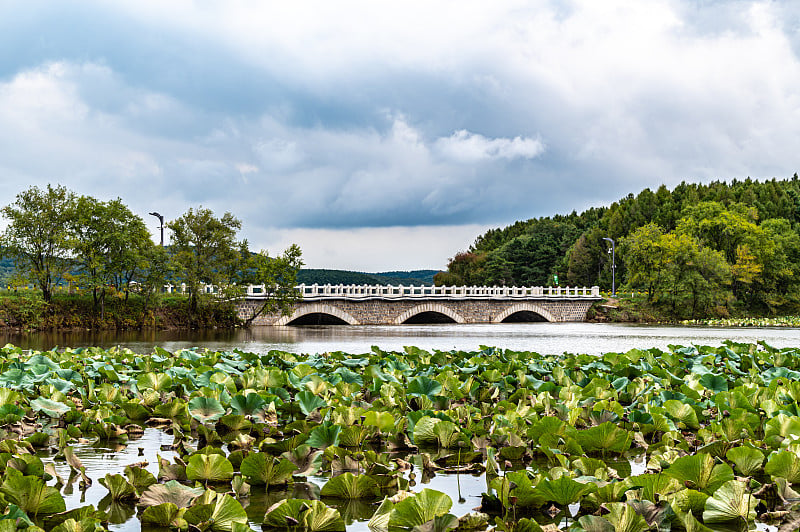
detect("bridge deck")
[244,283,601,300]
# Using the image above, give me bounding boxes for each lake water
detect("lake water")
[3,322,800,356]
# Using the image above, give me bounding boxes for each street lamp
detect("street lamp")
[149,212,164,246]
[602,237,616,297]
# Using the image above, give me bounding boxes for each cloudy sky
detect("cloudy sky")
[2,1,800,271]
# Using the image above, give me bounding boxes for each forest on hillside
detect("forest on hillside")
[435,176,800,318]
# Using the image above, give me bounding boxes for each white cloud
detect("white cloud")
[435,130,544,163]
[250,224,493,271]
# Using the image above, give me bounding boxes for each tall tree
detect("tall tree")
[0,185,77,302]
[167,207,243,314]
[70,196,152,316]
[237,244,304,326]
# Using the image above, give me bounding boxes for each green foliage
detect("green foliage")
[0,184,77,302]
[166,207,243,314]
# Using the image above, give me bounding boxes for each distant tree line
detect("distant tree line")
[297,269,437,286]
[0,184,303,326]
[435,175,800,318]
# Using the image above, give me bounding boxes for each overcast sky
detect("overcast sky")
[2,1,800,271]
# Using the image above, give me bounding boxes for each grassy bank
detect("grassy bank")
[589,291,800,325]
[0,290,239,331]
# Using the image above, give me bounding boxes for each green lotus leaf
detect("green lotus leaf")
[627,473,682,501]
[664,453,734,493]
[698,373,728,393]
[577,515,614,532]
[0,389,20,406]
[320,472,382,499]
[218,414,252,432]
[412,416,440,446]
[702,480,757,523]
[240,452,297,486]
[765,414,800,444]
[139,480,204,508]
[136,372,172,392]
[0,504,35,529]
[98,474,136,501]
[0,468,66,516]
[140,502,186,528]
[603,502,650,532]
[263,498,312,528]
[30,398,71,418]
[123,464,157,495]
[406,376,442,398]
[282,444,324,477]
[7,454,46,478]
[765,450,800,483]
[119,402,150,421]
[411,513,459,532]
[188,396,226,423]
[431,420,464,449]
[363,411,395,433]
[296,390,328,415]
[186,493,248,532]
[663,400,700,429]
[575,422,632,454]
[49,517,106,532]
[725,446,764,476]
[388,489,452,530]
[302,500,346,532]
[230,393,267,418]
[186,453,234,483]
[0,369,35,391]
[533,476,596,507]
[665,488,710,515]
[307,422,341,449]
[367,496,396,531]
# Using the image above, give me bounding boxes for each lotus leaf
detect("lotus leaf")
[188,396,226,423]
[140,502,187,528]
[263,498,346,531]
[0,468,66,516]
[98,474,136,501]
[387,489,452,530]
[662,399,700,429]
[406,376,442,398]
[184,493,248,532]
[136,372,172,392]
[296,390,328,415]
[702,479,757,523]
[725,446,764,476]
[533,476,596,507]
[282,445,324,477]
[139,480,204,508]
[576,422,632,454]
[186,453,234,483]
[307,422,342,449]
[765,450,800,483]
[230,392,267,418]
[664,453,734,493]
[602,502,650,532]
[320,472,381,499]
[240,452,297,486]
[30,398,71,418]
[577,515,615,532]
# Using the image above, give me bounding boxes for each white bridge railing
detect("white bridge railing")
[244,283,600,300]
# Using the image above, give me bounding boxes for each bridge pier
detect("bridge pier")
[237,284,600,325]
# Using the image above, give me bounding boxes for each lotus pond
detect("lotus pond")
[0,342,799,531]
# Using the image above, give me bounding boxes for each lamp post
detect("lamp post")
[602,237,616,297]
[149,212,164,246]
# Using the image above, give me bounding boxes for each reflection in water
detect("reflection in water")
[2,322,799,356]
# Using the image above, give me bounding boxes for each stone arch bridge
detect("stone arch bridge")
[237,284,601,325]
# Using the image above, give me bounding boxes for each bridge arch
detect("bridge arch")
[395,303,466,324]
[275,303,360,326]
[492,303,556,323]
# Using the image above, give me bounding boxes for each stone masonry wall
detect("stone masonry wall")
[238,298,596,325]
